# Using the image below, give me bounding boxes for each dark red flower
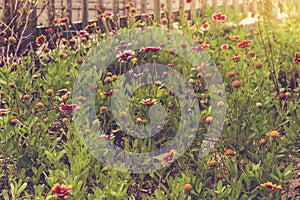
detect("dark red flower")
[59,17,69,23]
[0,109,10,116]
[236,40,252,48]
[162,150,176,165]
[36,35,46,46]
[60,103,80,111]
[100,90,116,97]
[51,183,72,199]
[77,30,89,37]
[186,0,192,3]
[45,27,53,33]
[116,50,135,62]
[293,52,300,64]
[57,89,68,94]
[231,55,241,62]
[261,182,282,191]
[192,44,209,53]
[140,47,161,53]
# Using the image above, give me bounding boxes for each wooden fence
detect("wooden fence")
[1,0,276,29]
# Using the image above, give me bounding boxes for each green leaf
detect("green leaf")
[17,182,27,196]
[155,190,166,200]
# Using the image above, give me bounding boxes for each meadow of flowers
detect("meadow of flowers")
[0,1,299,200]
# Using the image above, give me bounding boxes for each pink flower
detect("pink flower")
[192,44,209,53]
[162,150,176,165]
[60,103,80,111]
[221,44,229,50]
[293,52,300,64]
[59,91,71,101]
[140,98,157,105]
[185,0,192,3]
[116,50,135,62]
[212,12,227,22]
[140,47,161,53]
[231,55,241,62]
[115,43,131,50]
[236,40,252,48]
[0,109,10,116]
[200,22,210,31]
[77,30,89,37]
[100,134,115,140]
[142,13,151,19]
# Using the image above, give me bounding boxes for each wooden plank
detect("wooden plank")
[200,0,207,16]
[166,0,172,12]
[232,0,239,12]
[141,0,147,14]
[82,0,89,27]
[66,0,72,22]
[223,0,228,11]
[47,0,55,25]
[211,0,217,8]
[154,0,160,21]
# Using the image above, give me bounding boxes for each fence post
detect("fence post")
[264,0,274,18]
[249,0,256,15]
[200,0,207,16]
[65,0,72,23]
[166,0,172,13]
[222,0,228,11]
[232,0,239,12]
[154,0,160,22]
[47,0,55,25]
[141,0,147,14]
[82,0,89,27]
[211,0,217,8]
[179,0,184,13]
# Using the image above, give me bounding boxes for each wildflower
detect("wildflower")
[160,18,168,25]
[258,138,267,145]
[77,58,84,64]
[191,63,207,71]
[227,70,235,77]
[293,52,300,64]
[90,86,98,92]
[205,116,213,124]
[268,130,280,138]
[254,61,263,69]
[77,30,89,37]
[36,35,46,46]
[59,103,80,111]
[116,50,135,62]
[200,22,210,31]
[277,92,286,100]
[212,12,227,22]
[247,50,256,57]
[192,44,209,53]
[8,36,17,43]
[221,44,229,51]
[119,111,127,118]
[59,17,69,23]
[35,102,44,108]
[57,89,68,94]
[231,55,241,62]
[45,27,53,33]
[9,118,18,126]
[160,2,165,8]
[142,13,151,19]
[68,38,76,44]
[215,173,224,179]
[224,148,236,155]
[255,102,262,109]
[100,106,108,112]
[59,91,71,101]
[46,89,54,96]
[162,150,176,165]
[135,118,143,123]
[0,109,10,116]
[115,43,131,50]
[51,183,72,199]
[236,40,252,48]
[140,47,161,53]
[183,183,193,193]
[100,90,115,97]
[261,182,282,191]
[21,94,30,101]
[185,0,192,3]
[232,80,241,88]
[140,98,157,105]
[208,159,217,166]
[231,35,240,42]
[61,118,69,123]
[104,76,113,84]
[100,134,115,140]
[111,75,118,81]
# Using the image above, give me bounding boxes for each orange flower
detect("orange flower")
[51,183,72,199]
[100,90,116,97]
[36,35,46,46]
[261,182,282,191]
[268,130,280,138]
[162,150,176,165]
[224,148,236,155]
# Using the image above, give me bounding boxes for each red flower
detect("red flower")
[261,182,282,191]
[200,22,210,31]
[116,50,135,62]
[45,27,53,33]
[224,148,236,155]
[57,89,68,94]
[100,90,116,97]
[59,17,69,23]
[140,47,161,53]
[77,30,89,37]
[142,13,151,19]
[212,12,227,22]
[59,91,71,102]
[140,98,157,105]
[60,103,80,111]
[192,44,209,53]
[51,183,72,199]
[162,150,176,165]
[293,52,300,64]
[0,109,10,116]
[36,35,46,46]
[231,55,241,62]
[236,40,252,48]
[186,0,192,3]
[221,44,229,50]
[100,134,115,140]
